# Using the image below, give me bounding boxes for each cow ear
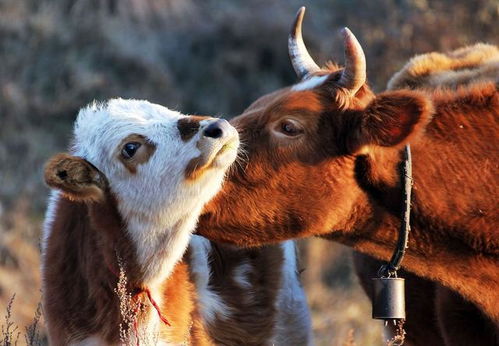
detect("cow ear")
[44,153,107,202]
[347,90,433,153]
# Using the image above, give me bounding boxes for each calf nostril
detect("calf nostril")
[203,120,225,139]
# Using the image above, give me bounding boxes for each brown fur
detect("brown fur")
[44,153,107,202]
[201,243,284,345]
[185,152,210,180]
[177,116,210,142]
[353,44,499,346]
[196,59,499,343]
[196,241,310,345]
[185,127,232,180]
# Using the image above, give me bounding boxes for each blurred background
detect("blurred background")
[0,0,497,344]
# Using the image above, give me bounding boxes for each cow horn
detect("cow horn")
[288,7,320,80]
[338,27,366,94]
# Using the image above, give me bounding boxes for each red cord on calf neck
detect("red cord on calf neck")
[106,257,171,326]
[131,288,171,346]
[144,288,171,326]
[105,258,171,346]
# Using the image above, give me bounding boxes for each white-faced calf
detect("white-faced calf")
[42,99,240,344]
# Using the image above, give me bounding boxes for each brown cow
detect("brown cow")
[355,42,499,346]
[196,7,499,345]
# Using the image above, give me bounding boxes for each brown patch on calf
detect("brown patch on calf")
[158,260,213,345]
[185,154,207,181]
[43,192,130,343]
[177,116,210,142]
[117,134,156,174]
[44,153,107,202]
[185,140,220,181]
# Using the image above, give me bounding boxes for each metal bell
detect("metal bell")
[372,277,406,320]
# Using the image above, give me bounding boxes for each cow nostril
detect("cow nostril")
[203,120,225,139]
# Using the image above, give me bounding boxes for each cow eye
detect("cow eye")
[122,142,141,159]
[279,120,304,136]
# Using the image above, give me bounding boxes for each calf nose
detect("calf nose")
[203,119,230,139]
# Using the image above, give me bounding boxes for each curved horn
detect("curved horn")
[338,27,366,94]
[288,7,320,80]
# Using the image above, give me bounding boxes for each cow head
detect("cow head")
[197,8,433,246]
[44,99,239,279]
[45,99,239,217]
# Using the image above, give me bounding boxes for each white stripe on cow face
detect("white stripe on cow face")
[291,74,329,91]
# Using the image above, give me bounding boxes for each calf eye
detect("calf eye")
[280,120,304,136]
[122,142,141,159]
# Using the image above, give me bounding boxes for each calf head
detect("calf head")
[198,8,433,246]
[44,99,239,280]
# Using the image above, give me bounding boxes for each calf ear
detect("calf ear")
[44,153,107,202]
[347,90,433,153]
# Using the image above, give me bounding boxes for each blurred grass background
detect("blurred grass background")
[0,0,497,344]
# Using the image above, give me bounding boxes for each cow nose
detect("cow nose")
[203,119,230,139]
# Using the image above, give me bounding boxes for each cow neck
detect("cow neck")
[85,193,185,330]
[327,145,408,244]
[328,144,499,323]
[44,197,124,342]
[45,194,204,345]
[101,245,172,330]
[89,190,193,285]
[332,143,451,256]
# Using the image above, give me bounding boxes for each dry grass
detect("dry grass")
[114,258,163,346]
[23,303,43,346]
[0,295,45,346]
[114,258,145,345]
[0,230,41,342]
[1,295,20,346]
[386,320,406,346]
